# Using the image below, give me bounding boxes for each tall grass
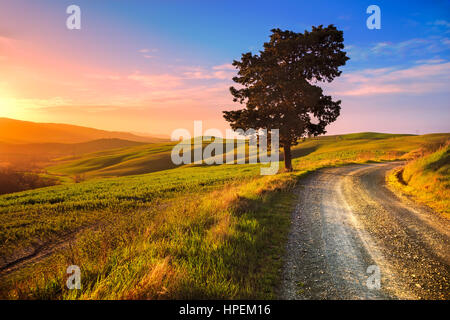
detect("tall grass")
[0,164,262,258]
[1,173,298,299]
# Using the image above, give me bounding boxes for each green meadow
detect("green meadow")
[0,132,448,299]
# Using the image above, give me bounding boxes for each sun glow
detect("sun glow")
[0,95,20,118]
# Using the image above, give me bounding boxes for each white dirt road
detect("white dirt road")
[280,162,449,300]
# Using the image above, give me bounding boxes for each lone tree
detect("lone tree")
[223,25,349,171]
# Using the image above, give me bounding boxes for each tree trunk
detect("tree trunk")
[283,145,293,172]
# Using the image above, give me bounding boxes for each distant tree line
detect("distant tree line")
[0,169,59,195]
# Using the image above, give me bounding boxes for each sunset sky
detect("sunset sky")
[0,0,449,136]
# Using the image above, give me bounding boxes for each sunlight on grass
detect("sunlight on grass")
[387,141,449,218]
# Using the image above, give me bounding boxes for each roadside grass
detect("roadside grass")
[1,132,449,299]
[387,141,449,218]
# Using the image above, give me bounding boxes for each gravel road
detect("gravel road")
[280,162,449,300]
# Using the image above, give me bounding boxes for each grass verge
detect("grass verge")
[387,142,449,218]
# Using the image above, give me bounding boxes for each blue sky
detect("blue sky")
[0,0,449,134]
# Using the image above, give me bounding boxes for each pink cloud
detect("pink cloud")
[182,64,235,80]
[0,35,15,47]
[327,62,450,96]
[138,48,157,53]
[86,73,121,80]
[127,72,183,88]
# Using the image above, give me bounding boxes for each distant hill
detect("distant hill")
[0,138,146,156]
[0,139,147,170]
[0,118,168,144]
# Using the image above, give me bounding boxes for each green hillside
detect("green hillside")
[0,139,148,171]
[47,142,178,178]
[47,132,449,179]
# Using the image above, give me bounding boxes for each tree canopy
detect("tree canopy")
[223,25,349,171]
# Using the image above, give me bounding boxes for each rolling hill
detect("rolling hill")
[0,139,148,170]
[0,139,146,156]
[0,118,167,144]
[47,141,178,177]
[47,132,450,179]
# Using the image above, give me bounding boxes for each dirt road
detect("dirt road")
[280,162,449,300]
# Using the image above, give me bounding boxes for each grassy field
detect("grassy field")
[47,132,445,180]
[0,132,448,299]
[47,138,241,179]
[387,141,449,218]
